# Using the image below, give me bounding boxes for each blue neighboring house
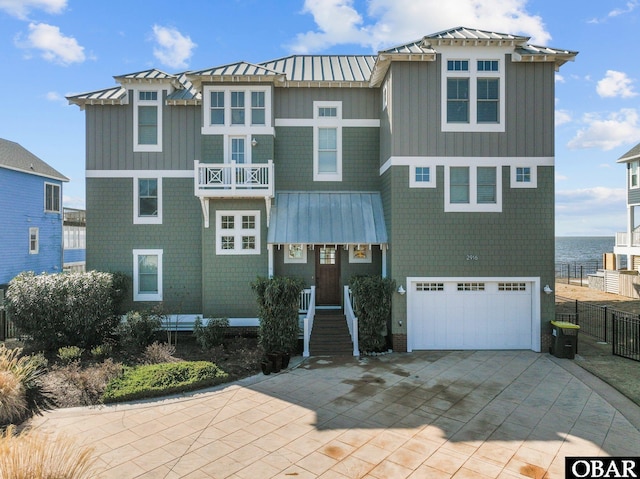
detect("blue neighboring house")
[63,207,86,273]
[0,138,69,287]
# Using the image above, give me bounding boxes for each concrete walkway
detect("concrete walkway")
[28,351,640,478]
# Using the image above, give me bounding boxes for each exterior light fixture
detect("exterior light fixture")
[397,285,406,295]
[251,138,258,147]
[543,285,553,295]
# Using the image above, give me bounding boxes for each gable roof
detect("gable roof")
[259,55,376,86]
[0,138,68,182]
[617,143,640,163]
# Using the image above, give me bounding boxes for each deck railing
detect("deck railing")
[195,160,273,198]
[344,286,360,356]
[616,231,640,247]
[301,286,316,357]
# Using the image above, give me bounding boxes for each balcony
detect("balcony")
[194,160,273,199]
[616,231,640,247]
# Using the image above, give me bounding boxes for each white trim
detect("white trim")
[133,176,162,225]
[380,156,554,175]
[313,101,343,182]
[275,118,379,127]
[284,244,307,263]
[29,227,39,254]
[510,165,538,188]
[444,165,502,212]
[86,170,193,178]
[133,249,163,302]
[227,135,251,164]
[202,85,273,135]
[44,181,61,213]
[630,161,640,190]
[406,276,541,353]
[0,164,68,182]
[133,87,163,152]
[440,47,507,133]
[215,210,261,255]
[409,165,437,188]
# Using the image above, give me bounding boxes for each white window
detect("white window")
[313,101,343,182]
[133,176,162,224]
[511,166,537,188]
[202,86,272,133]
[631,161,639,189]
[216,211,260,255]
[134,89,162,152]
[231,137,246,164]
[44,183,60,213]
[445,165,502,212]
[284,244,307,264]
[349,245,371,263]
[133,249,163,301]
[29,227,39,254]
[409,165,436,188]
[441,49,505,132]
[64,226,85,249]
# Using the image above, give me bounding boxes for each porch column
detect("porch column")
[268,244,274,278]
[381,244,387,278]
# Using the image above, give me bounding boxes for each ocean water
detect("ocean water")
[555,236,616,265]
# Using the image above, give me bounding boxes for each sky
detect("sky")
[0,0,639,237]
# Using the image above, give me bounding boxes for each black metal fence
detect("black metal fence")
[556,295,640,361]
[554,261,602,286]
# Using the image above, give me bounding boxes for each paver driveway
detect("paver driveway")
[28,350,640,478]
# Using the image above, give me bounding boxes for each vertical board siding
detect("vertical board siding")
[0,169,63,284]
[274,87,380,119]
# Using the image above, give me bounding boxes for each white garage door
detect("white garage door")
[409,280,533,350]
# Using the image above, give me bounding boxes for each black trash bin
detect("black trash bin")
[550,320,580,359]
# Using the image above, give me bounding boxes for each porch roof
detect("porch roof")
[267,192,388,245]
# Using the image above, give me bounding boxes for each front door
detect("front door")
[315,246,341,305]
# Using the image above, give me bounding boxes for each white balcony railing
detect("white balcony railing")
[616,231,640,247]
[301,286,316,358]
[195,160,273,198]
[344,286,360,357]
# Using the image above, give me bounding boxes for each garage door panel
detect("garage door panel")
[410,280,533,350]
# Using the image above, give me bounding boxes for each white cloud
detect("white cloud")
[0,0,66,19]
[45,91,62,101]
[556,187,627,235]
[151,25,196,69]
[608,0,639,18]
[289,0,551,53]
[555,173,568,181]
[568,108,640,151]
[16,22,85,65]
[555,74,565,83]
[596,70,637,98]
[556,110,572,126]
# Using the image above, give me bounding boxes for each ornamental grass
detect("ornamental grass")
[0,425,96,479]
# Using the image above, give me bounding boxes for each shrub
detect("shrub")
[251,276,304,354]
[0,425,96,479]
[193,317,229,350]
[90,343,113,361]
[102,361,228,403]
[5,271,128,350]
[349,275,396,353]
[117,310,162,352]
[0,371,26,427]
[142,342,178,364]
[57,346,84,364]
[49,359,122,406]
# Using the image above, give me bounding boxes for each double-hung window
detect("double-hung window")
[133,249,163,301]
[216,211,260,255]
[313,101,342,182]
[134,89,162,152]
[134,176,162,224]
[631,161,640,189]
[442,52,504,132]
[446,165,501,212]
[251,91,265,125]
[44,183,60,213]
[29,227,39,254]
[210,91,224,125]
[231,92,245,125]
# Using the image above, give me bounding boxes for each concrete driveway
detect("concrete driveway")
[28,351,640,478]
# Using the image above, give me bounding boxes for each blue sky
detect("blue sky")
[0,0,638,236]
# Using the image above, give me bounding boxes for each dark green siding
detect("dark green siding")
[201,135,274,164]
[201,199,268,318]
[274,127,380,191]
[274,88,379,119]
[86,177,203,312]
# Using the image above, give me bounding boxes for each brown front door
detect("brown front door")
[315,246,341,305]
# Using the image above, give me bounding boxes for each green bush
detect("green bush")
[102,361,228,403]
[117,310,162,352]
[193,317,229,350]
[349,275,396,353]
[90,343,113,361]
[251,276,304,354]
[5,271,127,351]
[57,346,84,364]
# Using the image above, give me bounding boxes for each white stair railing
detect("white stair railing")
[302,286,316,357]
[344,285,359,356]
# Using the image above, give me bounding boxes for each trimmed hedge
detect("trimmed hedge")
[6,271,127,350]
[349,275,396,353]
[102,361,228,403]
